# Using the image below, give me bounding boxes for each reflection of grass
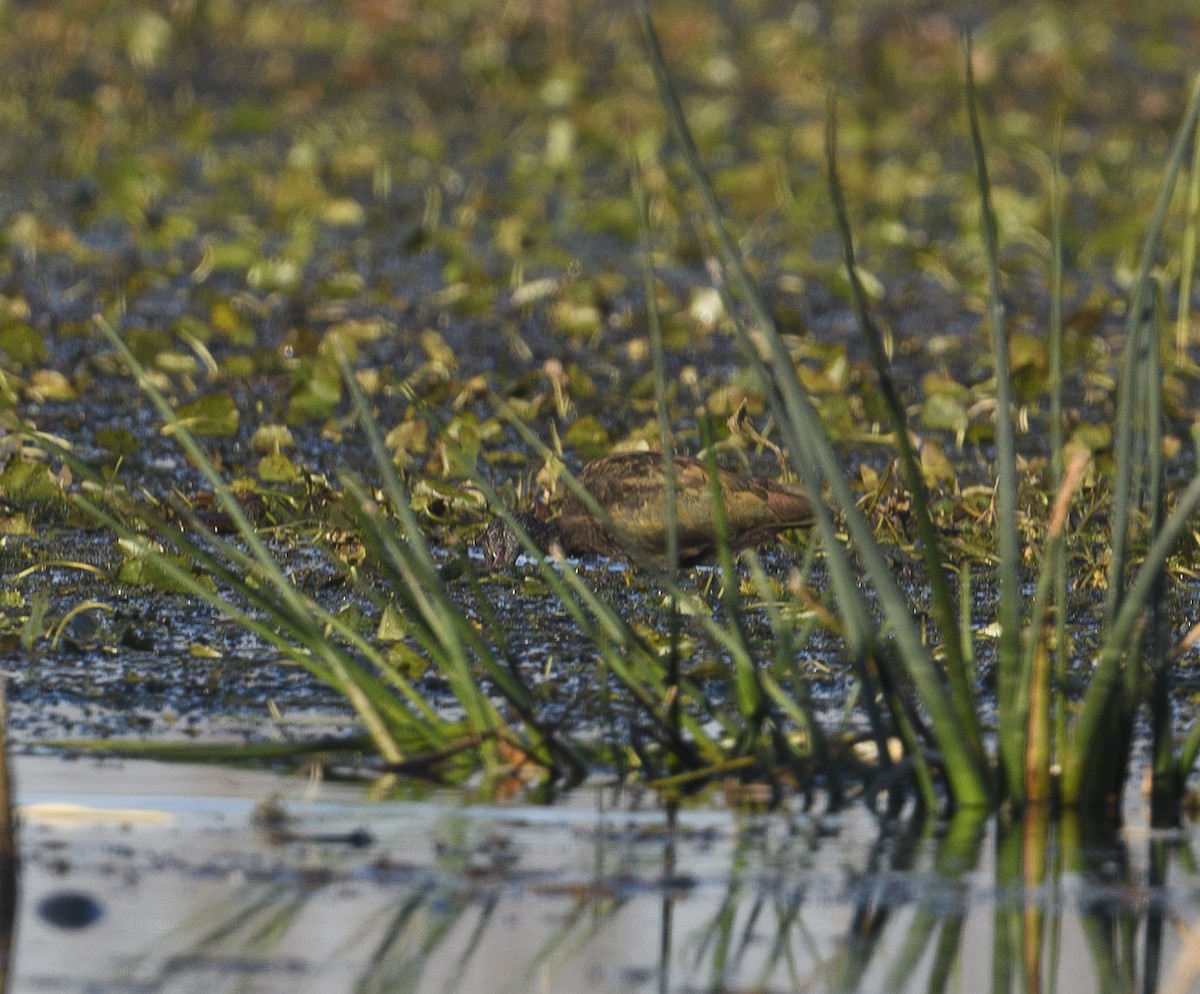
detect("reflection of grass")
[108,800,1199,994]
[0,686,15,986]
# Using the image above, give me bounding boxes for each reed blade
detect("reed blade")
[963,34,1023,805]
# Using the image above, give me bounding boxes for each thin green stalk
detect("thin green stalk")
[94,317,343,668]
[1175,114,1200,357]
[155,498,451,732]
[475,413,731,766]
[88,318,564,776]
[478,498,715,765]
[1020,523,1071,802]
[696,266,903,790]
[147,484,488,738]
[335,474,519,749]
[706,258,905,751]
[1176,717,1200,784]
[630,152,681,577]
[331,372,519,747]
[697,418,764,735]
[1020,130,1075,804]
[489,395,839,780]
[1143,290,1178,823]
[335,355,484,677]
[639,0,873,646]
[1049,119,1069,786]
[1066,289,1165,808]
[73,492,416,761]
[43,734,374,764]
[872,645,939,812]
[1107,289,1165,806]
[959,563,975,684]
[631,147,683,747]
[335,356,588,778]
[963,34,1022,806]
[85,322,445,762]
[747,554,842,805]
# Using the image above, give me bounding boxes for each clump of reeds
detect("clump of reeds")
[638,0,1200,819]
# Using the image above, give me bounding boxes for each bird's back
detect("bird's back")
[557,451,812,563]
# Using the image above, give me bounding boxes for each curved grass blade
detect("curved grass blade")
[631,145,684,751]
[1175,119,1200,357]
[71,491,420,763]
[82,317,523,771]
[963,34,1022,805]
[1049,119,1069,783]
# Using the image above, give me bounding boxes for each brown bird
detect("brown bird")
[480,451,813,569]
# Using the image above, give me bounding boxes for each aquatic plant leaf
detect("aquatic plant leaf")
[0,324,47,369]
[0,459,68,516]
[561,416,611,461]
[288,358,342,421]
[27,370,76,402]
[117,539,217,595]
[920,393,969,436]
[250,424,294,454]
[257,453,298,483]
[172,395,239,437]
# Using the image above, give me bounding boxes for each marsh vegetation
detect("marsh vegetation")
[6,2,1200,988]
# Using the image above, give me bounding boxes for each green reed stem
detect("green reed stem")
[1175,116,1200,357]
[963,35,1023,806]
[630,147,684,746]
[1049,119,1069,786]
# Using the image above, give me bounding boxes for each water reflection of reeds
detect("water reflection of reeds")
[29,791,1199,994]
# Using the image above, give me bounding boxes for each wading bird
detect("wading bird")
[480,451,813,569]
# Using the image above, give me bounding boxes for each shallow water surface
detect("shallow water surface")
[9,755,1200,994]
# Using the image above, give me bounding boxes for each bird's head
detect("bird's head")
[479,511,549,570]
